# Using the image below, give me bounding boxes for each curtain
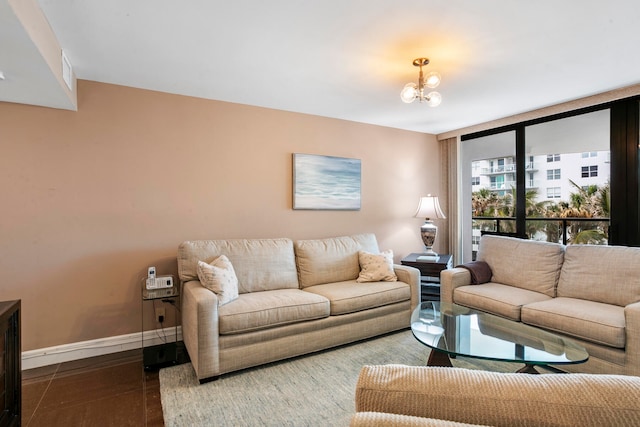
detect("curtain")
[439,136,460,263]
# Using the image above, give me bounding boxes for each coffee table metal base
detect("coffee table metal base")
[427,349,453,368]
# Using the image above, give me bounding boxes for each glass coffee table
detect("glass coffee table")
[411,301,589,373]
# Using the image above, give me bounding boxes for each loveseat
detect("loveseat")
[441,235,640,376]
[177,233,420,382]
[351,364,640,426]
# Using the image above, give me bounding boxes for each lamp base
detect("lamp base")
[422,248,439,257]
[420,220,438,258]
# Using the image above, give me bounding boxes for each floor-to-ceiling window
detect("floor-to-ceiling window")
[459,96,639,263]
[461,130,515,260]
[524,110,610,245]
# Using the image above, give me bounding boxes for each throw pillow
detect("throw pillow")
[356,249,398,282]
[196,255,239,306]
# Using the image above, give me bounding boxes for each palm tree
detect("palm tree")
[558,180,610,244]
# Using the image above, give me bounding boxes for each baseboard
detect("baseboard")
[21,326,182,371]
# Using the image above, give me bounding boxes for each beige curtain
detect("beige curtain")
[439,136,459,264]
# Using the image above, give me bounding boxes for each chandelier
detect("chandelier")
[400,58,442,107]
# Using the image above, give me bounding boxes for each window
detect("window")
[471,176,480,186]
[490,175,505,189]
[461,97,639,263]
[462,109,611,263]
[547,169,561,180]
[547,187,561,198]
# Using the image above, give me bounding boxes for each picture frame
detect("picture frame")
[292,153,361,210]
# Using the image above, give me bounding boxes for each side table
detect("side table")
[401,253,453,301]
[142,286,182,370]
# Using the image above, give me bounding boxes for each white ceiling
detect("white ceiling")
[3,1,640,134]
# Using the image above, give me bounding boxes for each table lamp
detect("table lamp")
[414,195,446,257]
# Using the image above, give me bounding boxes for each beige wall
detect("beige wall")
[0,80,440,351]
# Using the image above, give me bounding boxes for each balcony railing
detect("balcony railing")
[472,216,610,245]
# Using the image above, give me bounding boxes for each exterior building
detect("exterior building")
[471,150,610,254]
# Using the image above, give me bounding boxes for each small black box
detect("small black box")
[144,342,178,370]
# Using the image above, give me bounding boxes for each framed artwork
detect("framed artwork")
[293,153,361,210]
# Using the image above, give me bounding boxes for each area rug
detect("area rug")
[159,330,509,426]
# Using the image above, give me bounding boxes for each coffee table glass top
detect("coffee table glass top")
[411,301,589,368]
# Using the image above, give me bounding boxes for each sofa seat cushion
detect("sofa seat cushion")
[218,289,330,335]
[521,297,626,349]
[454,283,552,321]
[477,235,564,297]
[303,280,410,315]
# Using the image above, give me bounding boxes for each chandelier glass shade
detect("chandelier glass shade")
[400,58,442,107]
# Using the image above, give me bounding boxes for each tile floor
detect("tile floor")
[22,349,164,426]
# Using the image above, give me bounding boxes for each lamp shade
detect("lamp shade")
[414,195,446,220]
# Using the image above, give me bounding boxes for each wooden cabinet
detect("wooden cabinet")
[0,300,20,427]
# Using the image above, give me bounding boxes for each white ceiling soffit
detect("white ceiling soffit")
[4,1,640,134]
[0,0,75,110]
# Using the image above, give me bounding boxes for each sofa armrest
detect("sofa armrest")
[394,264,421,311]
[439,267,472,304]
[182,280,221,382]
[625,301,640,376]
[354,365,640,426]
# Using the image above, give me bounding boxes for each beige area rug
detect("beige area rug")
[159,330,512,427]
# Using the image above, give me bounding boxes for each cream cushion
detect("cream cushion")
[522,297,626,348]
[477,235,564,297]
[557,244,640,307]
[295,233,380,288]
[178,238,299,293]
[454,282,552,321]
[218,289,329,334]
[304,280,410,315]
[196,256,239,306]
[357,250,397,282]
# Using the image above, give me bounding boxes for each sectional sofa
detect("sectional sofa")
[177,233,420,382]
[441,235,640,376]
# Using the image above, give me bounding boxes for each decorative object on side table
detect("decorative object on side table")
[414,195,446,258]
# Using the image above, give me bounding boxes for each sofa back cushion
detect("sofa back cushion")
[477,235,564,297]
[557,244,640,306]
[178,238,299,293]
[295,234,380,288]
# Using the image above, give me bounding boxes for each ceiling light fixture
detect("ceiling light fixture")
[400,58,442,107]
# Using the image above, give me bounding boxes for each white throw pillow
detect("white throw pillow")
[356,249,397,282]
[197,255,239,305]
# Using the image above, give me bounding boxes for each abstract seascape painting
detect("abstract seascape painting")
[293,153,361,210]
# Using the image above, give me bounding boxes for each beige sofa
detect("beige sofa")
[177,233,420,382]
[441,235,640,376]
[351,364,640,426]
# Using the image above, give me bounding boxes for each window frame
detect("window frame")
[462,96,640,250]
